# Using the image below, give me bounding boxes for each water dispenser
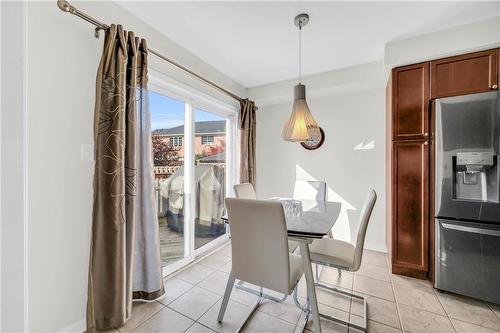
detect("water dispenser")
[453,152,498,203]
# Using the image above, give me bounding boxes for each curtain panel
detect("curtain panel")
[239,99,257,187]
[87,24,164,332]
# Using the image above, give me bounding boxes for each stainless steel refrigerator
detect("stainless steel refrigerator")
[435,91,500,304]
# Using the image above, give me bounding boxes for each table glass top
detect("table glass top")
[223,198,342,239]
[278,198,341,238]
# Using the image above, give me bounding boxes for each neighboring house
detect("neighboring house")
[198,151,225,167]
[153,120,226,158]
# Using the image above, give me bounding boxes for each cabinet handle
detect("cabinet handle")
[424,141,428,145]
[424,132,429,137]
[492,84,498,90]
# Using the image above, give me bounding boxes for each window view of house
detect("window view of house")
[150,91,227,267]
[169,136,183,147]
[201,135,215,145]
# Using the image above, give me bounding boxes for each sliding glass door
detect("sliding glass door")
[149,83,237,275]
[151,91,186,268]
[194,109,228,250]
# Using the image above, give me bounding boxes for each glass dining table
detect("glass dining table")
[222,198,342,333]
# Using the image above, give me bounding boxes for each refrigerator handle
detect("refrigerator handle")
[441,223,500,237]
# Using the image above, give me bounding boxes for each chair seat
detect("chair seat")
[308,238,356,270]
[289,253,304,290]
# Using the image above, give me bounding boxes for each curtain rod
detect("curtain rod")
[57,0,246,104]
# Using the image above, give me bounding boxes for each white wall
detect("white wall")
[1,1,28,332]
[25,1,244,332]
[249,62,387,252]
[249,16,500,254]
[385,16,500,68]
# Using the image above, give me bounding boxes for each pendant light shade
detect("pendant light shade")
[282,84,319,142]
[282,13,319,142]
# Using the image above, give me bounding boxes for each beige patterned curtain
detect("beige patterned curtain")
[239,99,257,186]
[87,25,164,332]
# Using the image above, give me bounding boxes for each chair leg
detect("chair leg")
[235,280,287,302]
[217,271,236,323]
[315,281,367,332]
[293,285,310,312]
[218,273,265,332]
[337,268,342,276]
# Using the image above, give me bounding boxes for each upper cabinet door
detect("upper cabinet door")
[430,49,498,99]
[392,63,430,141]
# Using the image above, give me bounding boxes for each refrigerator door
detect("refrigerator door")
[435,91,500,223]
[435,218,500,304]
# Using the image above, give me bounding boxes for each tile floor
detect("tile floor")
[109,242,500,333]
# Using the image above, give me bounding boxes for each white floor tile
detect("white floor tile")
[350,294,400,329]
[352,275,394,302]
[174,264,216,285]
[437,292,500,330]
[361,250,388,268]
[157,277,194,306]
[393,283,445,316]
[132,307,193,333]
[169,286,221,321]
[398,303,454,333]
[318,267,354,290]
[257,296,303,325]
[303,304,349,333]
[118,301,164,333]
[348,315,402,333]
[199,299,253,333]
[185,322,216,333]
[355,262,390,282]
[198,253,231,270]
[452,319,500,333]
[390,274,434,293]
[197,270,231,296]
[243,310,296,333]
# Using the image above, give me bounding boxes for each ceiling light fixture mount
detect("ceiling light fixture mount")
[282,13,320,143]
[294,13,309,28]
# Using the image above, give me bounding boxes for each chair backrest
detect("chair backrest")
[293,180,327,202]
[225,198,291,294]
[352,189,377,270]
[233,183,256,199]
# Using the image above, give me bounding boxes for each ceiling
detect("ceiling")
[116,1,500,88]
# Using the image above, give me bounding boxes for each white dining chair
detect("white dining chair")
[218,198,305,330]
[234,182,299,254]
[232,182,299,304]
[233,183,256,199]
[293,180,327,202]
[307,189,377,332]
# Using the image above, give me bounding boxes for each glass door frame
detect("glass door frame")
[148,69,238,277]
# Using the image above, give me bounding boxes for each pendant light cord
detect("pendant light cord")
[298,26,302,84]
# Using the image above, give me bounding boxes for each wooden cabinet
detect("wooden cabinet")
[389,47,500,281]
[392,63,430,141]
[389,63,431,279]
[430,49,498,99]
[392,140,429,278]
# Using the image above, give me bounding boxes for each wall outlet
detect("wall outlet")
[81,144,94,162]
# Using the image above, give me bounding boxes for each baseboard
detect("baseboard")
[364,242,387,253]
[392,264,428,280]
[58,318,85,333]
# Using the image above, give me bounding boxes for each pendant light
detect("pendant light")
[282,13,319,142]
